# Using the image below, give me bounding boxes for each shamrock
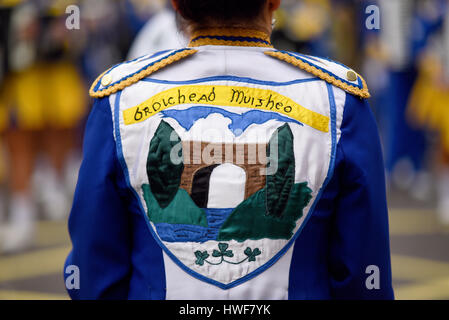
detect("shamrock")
[194,250,210,266]
[212,243,234,258]
[244,247,261,262]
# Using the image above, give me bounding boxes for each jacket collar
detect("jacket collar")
[188,28,273,48]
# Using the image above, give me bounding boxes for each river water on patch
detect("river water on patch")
[154,208,233,242]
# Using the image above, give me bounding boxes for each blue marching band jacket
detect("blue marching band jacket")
[64,29,394,300]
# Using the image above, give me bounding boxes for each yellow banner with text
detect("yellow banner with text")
[122,85,329,132]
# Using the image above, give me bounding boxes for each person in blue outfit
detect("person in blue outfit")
[64,0,394,300]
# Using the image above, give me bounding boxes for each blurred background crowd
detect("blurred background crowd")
[0,0,448,299]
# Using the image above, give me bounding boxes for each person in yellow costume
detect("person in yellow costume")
[0,1,87,253]
[407,45,449,225]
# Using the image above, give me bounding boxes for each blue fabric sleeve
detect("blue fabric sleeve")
[328,94,394,299]
[64,97,132,299]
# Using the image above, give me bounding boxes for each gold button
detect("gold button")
[101,74,112,86]
[346,70,357,82]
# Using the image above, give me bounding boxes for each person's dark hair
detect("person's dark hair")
[173,0,268,25]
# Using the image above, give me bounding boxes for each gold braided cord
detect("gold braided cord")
[190,28,271,42]
[265,51,371,99]
[189,38,273,48]
[89,49,198,98]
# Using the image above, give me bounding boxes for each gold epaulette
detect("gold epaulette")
[265,50,370,99]
[89,49,198,99]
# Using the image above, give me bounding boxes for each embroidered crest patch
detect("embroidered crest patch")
[115,81,336,289]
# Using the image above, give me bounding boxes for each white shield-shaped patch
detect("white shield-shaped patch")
[114,81,336,288]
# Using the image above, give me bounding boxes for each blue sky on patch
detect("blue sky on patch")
[160,106,302,136]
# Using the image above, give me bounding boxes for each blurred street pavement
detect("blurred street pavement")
[0,188,448,300]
